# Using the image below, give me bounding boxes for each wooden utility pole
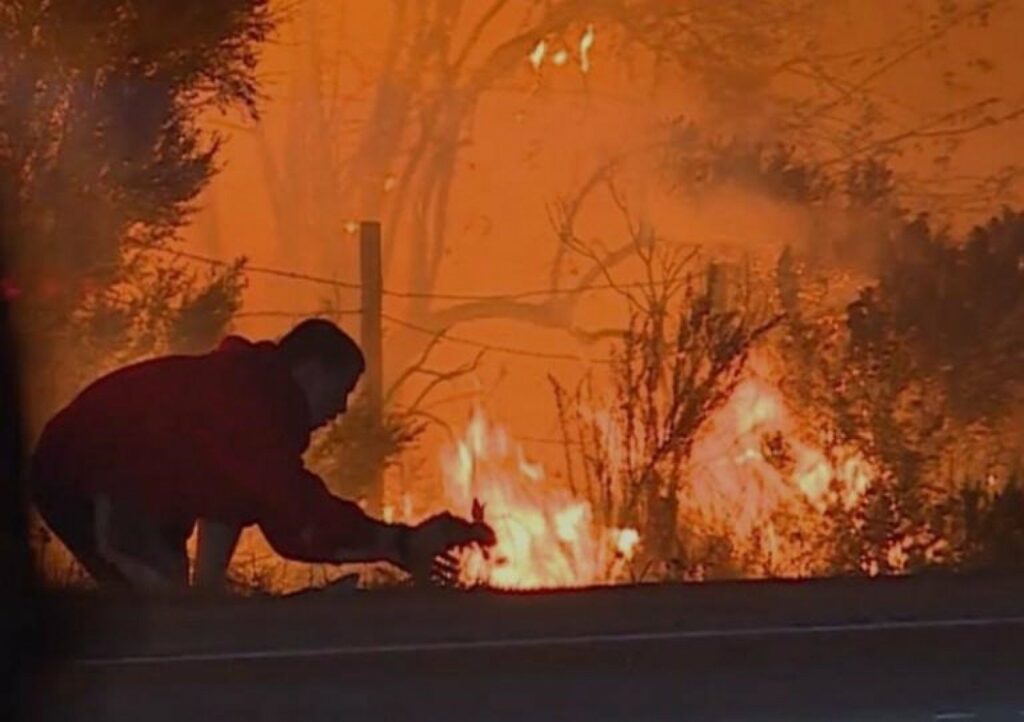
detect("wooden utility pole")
[706,262,726,311]
[707,260,740,312]
[359,221,383,510]
[359,221,383,417]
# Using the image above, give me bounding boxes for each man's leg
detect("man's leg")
[32,486,127,586]
[33,474,189,591]
[93,496,188,591]
[194,519,242,590]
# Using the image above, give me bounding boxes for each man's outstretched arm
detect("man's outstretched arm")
[256,467,494,579]
[256,469,401,564]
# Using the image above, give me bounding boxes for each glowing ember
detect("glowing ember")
[442,407,636,589]
[615,528,640,559]
[579,24,595,73]
[383,493,413,525]
[528,38,547,72]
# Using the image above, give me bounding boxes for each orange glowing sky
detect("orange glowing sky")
[182,0,1024,490]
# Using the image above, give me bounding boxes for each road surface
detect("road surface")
[31,574,1024,721]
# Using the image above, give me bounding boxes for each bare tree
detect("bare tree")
[244,0,1024,367]
[553,236,780,568]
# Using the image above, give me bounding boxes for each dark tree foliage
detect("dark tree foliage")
[956,476,1024,570]
[859,209,1024,422]
[0,0,272,280]
[664,122,832,204]
[777,208,1024,574]
[0,0,274,420]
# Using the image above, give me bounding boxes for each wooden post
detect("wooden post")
[359,221,383,510]
[706,262,725,311]
[707,260,739,312]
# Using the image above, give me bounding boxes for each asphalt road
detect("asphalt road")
[29,575,1024,721]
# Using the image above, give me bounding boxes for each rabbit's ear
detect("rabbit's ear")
[471,497,486,523]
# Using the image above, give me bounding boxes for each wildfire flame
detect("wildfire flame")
[680,373,876,574]
[438,366,875,587]
[581,363,877,578]
[442,407,637,589]
[689,376,873,523]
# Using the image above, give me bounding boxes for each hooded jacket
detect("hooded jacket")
[31,336,384,562]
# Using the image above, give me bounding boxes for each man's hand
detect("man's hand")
[400,512,496,586]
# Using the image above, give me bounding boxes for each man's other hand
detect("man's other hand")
[403,512,496,586]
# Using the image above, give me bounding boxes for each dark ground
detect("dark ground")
[28,574,1024,721]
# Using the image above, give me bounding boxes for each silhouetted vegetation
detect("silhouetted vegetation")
[9,1,1024,589]
[767,208,1024,576]
[0,0,274,426]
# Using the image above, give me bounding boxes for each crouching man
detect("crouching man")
[30,319,493,591]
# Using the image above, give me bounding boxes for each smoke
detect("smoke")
[109,0,1024,582]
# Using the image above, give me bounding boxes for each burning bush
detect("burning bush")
[774,210,1024,575]
[547,242,781,577]
[439,407,638,589]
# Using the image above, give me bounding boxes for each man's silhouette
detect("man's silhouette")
[30,319,493,590]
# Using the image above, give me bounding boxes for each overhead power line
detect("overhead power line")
[166,249,363,290]
[159,247,682,303]
[381,313,612,364]
[230,306,613,363]
[234,309,362,319]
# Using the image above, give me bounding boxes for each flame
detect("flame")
[615,527,640,558]
[579,24,595,73]
[690,376,873,521]
[683,373,875,573]
[581,362,877,577]
[436,367,876,585]
[528,38,547,72]
[442,407,636,589]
